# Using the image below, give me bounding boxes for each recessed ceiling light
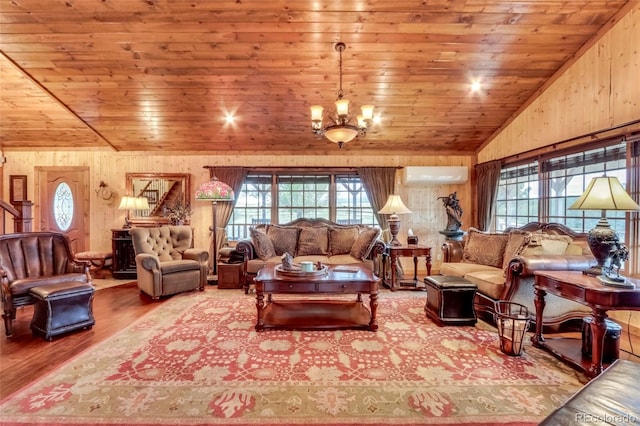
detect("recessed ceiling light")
[471,80,482,92]
[224,113,235,125]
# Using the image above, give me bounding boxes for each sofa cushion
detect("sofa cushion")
[10,273,88,296]
[462,228,509,268]
[297,226,329,256]
[439,262,500,278]
[521,233,572,256]
[350,227,381,260]
[250,228,276,261]
[502,230,531,271]
[267,225,300,256]
[464,270,505,300]
[328,227,359,255]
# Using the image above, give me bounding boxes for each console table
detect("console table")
[387,245,432,291]
[532,270,640,377]
[111,229,137,279]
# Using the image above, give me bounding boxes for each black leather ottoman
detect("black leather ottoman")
[424,275,477,326]
[30,282,95,340]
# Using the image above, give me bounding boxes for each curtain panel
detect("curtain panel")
[357,167,397,231]
[475,161,502,231]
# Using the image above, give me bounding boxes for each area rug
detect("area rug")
[0,290,586,425]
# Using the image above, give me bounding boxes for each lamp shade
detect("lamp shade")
[118,196,137,210]
[378,194,412,217]
[195,177,234,201]
[134,197,150,210]
[119,196,149,210]
[568,176,639,211]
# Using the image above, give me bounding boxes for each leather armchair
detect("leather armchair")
[130,226,208,299]
[0,232,92,336]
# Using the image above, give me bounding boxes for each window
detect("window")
[495,163,539,230]
[227,172,377,240]
[495,141,629,240]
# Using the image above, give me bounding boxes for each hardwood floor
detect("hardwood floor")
[0,282,161,400]
[1,282,639,401]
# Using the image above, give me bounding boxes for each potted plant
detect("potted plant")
[165,200,192,225]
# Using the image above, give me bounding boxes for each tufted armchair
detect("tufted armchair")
[130,226,208,299]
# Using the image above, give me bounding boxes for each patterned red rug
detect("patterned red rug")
[0,289,585,425]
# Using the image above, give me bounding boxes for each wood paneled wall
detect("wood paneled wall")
[478,3,640,163]
[477,4,640,332]
[0,151,473,273]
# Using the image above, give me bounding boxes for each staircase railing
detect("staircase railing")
[0,200,33,234]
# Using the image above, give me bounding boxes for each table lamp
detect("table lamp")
[568,175,639,287]
[195,176,234,280]
[378,194,412,246]
[118,196,149,228]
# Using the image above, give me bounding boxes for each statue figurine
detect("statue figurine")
[280,252,300,271]
[437,192,463,232]
[603,242,629,283]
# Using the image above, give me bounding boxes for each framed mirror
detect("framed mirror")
[125,173,191,226]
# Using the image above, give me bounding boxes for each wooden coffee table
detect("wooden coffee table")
[254,265,379,331]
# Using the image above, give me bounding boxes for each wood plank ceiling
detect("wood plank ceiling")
[0,1,631,155]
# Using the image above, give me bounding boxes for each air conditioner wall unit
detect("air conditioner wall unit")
[403,166,468,184]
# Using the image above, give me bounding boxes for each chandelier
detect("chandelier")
[310,42,375,148]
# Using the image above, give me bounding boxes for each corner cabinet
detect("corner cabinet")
[111,229,137,279]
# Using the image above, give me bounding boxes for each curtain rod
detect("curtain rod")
[495,119,640,166]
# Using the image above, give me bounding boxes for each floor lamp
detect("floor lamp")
[195,176,234,282]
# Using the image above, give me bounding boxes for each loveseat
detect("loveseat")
[441,222,595,327]
[235,218,385,293]
[0,232,93,336]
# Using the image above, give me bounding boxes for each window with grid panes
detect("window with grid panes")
[549,142,627,240]
[495,141,628,241]
[227,172,378,240]
[335,175,378,226]
[226,175,272,241]
[277,175,330,222]
[495,163,539,230]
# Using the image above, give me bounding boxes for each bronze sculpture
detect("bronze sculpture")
[438,192,463,232]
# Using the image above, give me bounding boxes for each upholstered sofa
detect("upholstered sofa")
[130,226,209,299]
[235,218,385,293]
[0,232,93,336]
[440,222,596,327]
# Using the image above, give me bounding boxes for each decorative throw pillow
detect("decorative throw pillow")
[521,233,572,256]
[502,230,531,272]
[462,227,509,269]
[297,226,329,256]
[266,225,300,256]
[250,227,276,260]
[350,227,381,260]
[329,227,359,255]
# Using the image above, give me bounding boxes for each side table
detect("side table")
[532,270,640,377]
[387,245,432,291]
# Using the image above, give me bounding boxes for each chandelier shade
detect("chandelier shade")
[311,42,375,149]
